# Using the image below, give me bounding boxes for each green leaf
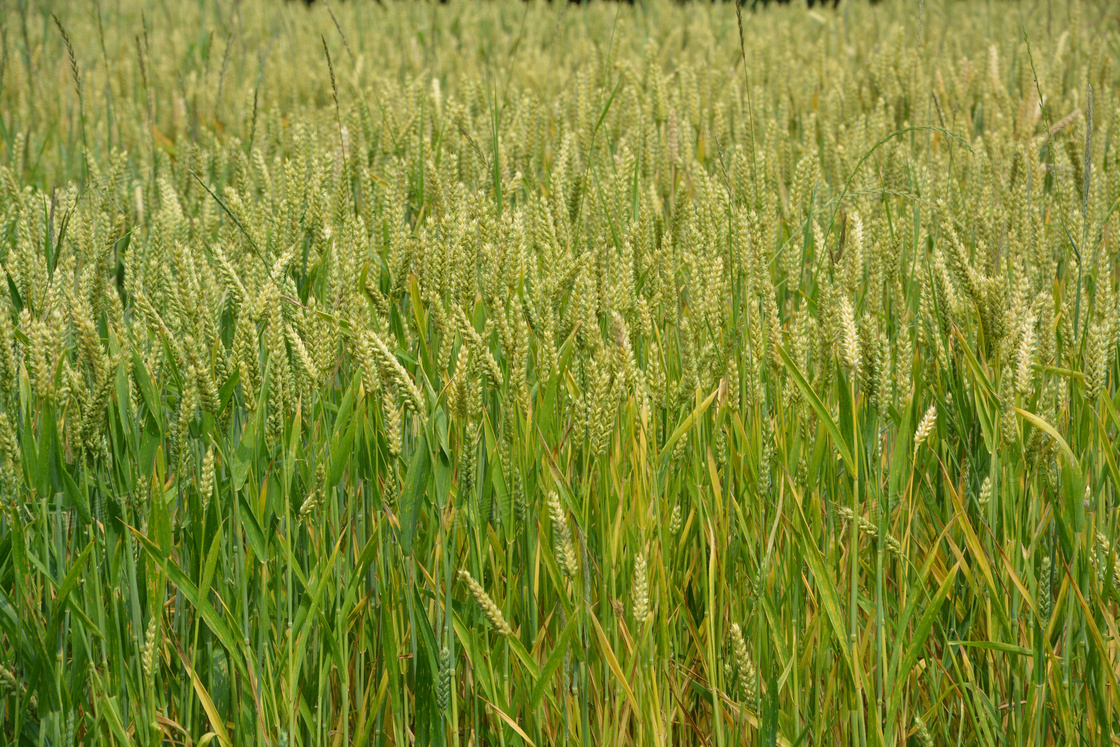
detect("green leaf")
[588,608,639,714]
[54,538,96,612]
[592,76,624,140]
[291,536,342,642]
[199,524,225,608]
[412,587,441,747]
[238,492,268,560]
[131,527,245,666]
[6,512,28,582]
[132,351,164,433]
[884,525,954,721]
[660,386,719,461]
[400,428,432,556]
[1015,407,1079,469]
[948,640,1032,656]
[507,634,541,681]
[778,344,855,475]
[888,402,912,505]
[174,642,234,747]
[36,403,58,497]
[61,466,91,525]
[487,429,511,541]
[762,659,779,747]
[952,327,997,398]
[895,563,958,685]
[1061,459,1086,534]
[115,364,137,445]
[787,484,856,684]
[18,412,39,495]
[434,449,452,511]
[344,531,382,610]
[529,612,580,711]
[836,362,856,462]
[328,402,360,489]
[149,479,173,558]
[218,368,240,412]
[230,417,257,492]
[5,270,23,314]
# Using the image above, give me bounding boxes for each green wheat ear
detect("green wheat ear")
[632,550,649,623]
[458,570,513,637]
[0,0,1116,743]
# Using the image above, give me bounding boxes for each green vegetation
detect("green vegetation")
[1,0,1118,744]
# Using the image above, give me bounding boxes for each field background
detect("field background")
[1,0,1119,745]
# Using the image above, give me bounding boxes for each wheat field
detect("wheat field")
[0,0,1119,744]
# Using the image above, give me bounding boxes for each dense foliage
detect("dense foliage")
[0,0,1119,744]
